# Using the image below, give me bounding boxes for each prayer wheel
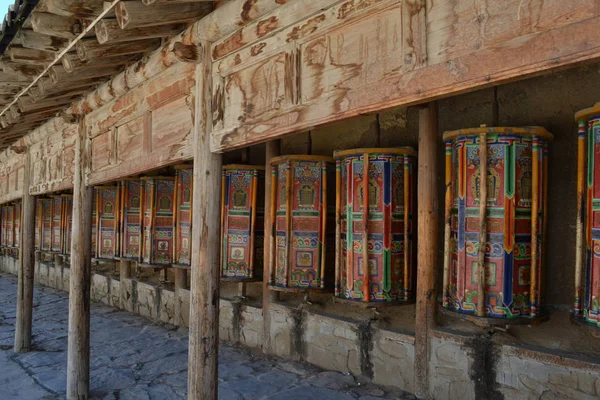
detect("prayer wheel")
[269,155,335,290]
[574,103,600,327]
[37,198,52,252]
[334,148,417,303]
[174,165,193,267]
[442,127,552,320]
[120,179,143,261]
[61,195,73,255]
[50,196,63,252]
[141,177,175,266]
[0,204,13,248]
[220,165,265,279]
[0,205,6,248]
[13,201,20,250]
[91,190,97,257]
[95,185,120,260]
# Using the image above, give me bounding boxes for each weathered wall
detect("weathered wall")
[85,62,196,185]
[209,0,600,152]
[0,152,25,204]
[1,255,600,398]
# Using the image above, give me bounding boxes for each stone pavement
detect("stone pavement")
[0,274,414,399]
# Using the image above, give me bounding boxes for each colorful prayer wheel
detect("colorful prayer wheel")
[269,155,335,290]
[334,148,417,303]
[120,179,143,261]
[141,177,175,266]
[91,190,97,257]
[442,127,552,320]
[61,195,73,255]
[574,103,600,327]
[37,198,52,252]
[95,185,120,260]
[220,164,265,280]
[13,201,20,250]
[0,204,13,248]
[0,205,6,248]
[174,165,193,267]
[50,196,63,252]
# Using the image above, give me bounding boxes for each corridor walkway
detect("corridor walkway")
[0,273,413,399]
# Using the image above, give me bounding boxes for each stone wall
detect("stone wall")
[2,255,600,399]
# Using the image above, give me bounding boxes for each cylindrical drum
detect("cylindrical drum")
[91,190,97,257]
[574,103,600,327]
[38,198,52,252]
[220,165,265,279]
[442,127,552,319]
[120,179,143,260]
[95,185,120,260]
[334,148,417,303]
[13,201,20,250]
[269,155,335,290]
[50,196,63,253]
[174,165,193,267]
[0,204,11,248]
[141,177,175,266]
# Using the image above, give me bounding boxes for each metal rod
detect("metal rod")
[362,153,369,302]
[530,135,540,317]
[476,132,487,317]
[442,140,452,308]
[575,121,586,314]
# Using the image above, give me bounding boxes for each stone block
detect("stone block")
[577,373,597,395]
[548,372,578,388]
[159,288,175,324]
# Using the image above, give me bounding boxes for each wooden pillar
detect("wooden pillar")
[14,152,35,353]
[66,121,93,400]
[414,103,438,398]
[262,139,280,354]
[188,41,222,400]
[174,268,188,326]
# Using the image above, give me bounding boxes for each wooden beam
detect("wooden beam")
[50,63,125,83]
[188,40,221,399]
[262,139,279,354]
[76,38,160,61]
[30,12,80,39]
[116,1,212,29]
[14,152,35,353]
[142,0,214,4]
[414,103,438,399]
[16,29,69,52]
[95,19,185,44]
[209,10,600,152]
[32,78,103,100]
[62,53,138,72]
[69,0,285,115]
[43,0,105,19]
[17,94,79,113]
[8,47,55,66]
[1,61,44,78]
[66,121,93,399]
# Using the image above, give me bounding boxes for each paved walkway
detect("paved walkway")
[0,274,413,399]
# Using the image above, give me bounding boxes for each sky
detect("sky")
[0,0,17,20]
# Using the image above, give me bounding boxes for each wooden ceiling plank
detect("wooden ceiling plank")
[30,12,80,39]
[95,18,185,44]
[8,47,56,66]
[75,37,161,61]
[116,1,212,29]
[16,29,70,52]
